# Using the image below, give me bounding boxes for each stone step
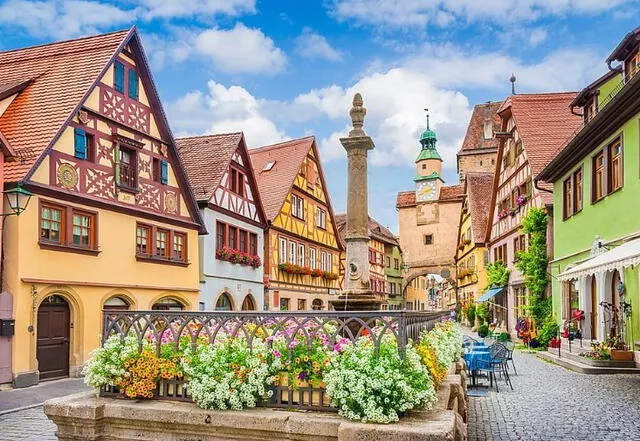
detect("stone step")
[537,351,640,375]
[546,347,637,368]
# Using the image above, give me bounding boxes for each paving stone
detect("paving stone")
[468,348,640,441]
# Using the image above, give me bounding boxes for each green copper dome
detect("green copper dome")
[420,128,437,142]
[416,109,441,160]
[415,148,442,163]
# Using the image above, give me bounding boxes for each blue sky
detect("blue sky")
[1,0,638,231]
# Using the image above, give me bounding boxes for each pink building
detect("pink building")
[486,93,581,333]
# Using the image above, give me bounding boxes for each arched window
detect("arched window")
[215,293,233,311]
[152,297,185,311]
[241,294,256,311]
[104,296,130,310]
[311,299,323,310]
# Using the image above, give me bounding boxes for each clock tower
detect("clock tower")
[415,110,444,202]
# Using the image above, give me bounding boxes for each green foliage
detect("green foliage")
[464,303,476,325]
[477,323,489,338]
[536,316,559,348]
[486,261,510,289]
[497,332,511,342]
[476,302,490,325]
[515,207,552,340]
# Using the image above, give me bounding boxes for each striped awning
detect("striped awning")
[558,238,640,281]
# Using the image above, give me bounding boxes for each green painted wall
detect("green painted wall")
[597,73,623,108]
[385,245,403,307]
[552,107,640,342]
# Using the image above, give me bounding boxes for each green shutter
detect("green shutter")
[74,128,86,159]
[114,61,124,93]
[160,160,168,184]
[128,69,139,99]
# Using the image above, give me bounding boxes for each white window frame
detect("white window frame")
[291,194,304,219]
[289,241,297,264]
[327,252,333,273]
[297,243,305,267]
[309,248,316,270]
[316,207,326,229]
[279,237,287,264]
[320,251,327,271]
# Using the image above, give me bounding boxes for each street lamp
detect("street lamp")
[3,184,33,218]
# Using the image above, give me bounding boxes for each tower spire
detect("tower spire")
[425,107,430,130]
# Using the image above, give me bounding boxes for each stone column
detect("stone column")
[330,94,382,312]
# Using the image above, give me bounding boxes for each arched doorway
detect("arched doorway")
[215,293,233,311]
[103,296,130,311]
[241,294,256,311]
[311,299,323,310]
[152,297,185,311]
[37,295,70,380]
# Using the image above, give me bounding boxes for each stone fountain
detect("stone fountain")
[329,94,382,312]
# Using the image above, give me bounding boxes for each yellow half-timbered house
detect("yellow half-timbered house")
[249,137,342,311]
[0,29,204,387]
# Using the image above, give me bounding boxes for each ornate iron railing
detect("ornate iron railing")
[100,310,450,410]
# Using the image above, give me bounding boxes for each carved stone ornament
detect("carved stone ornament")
[165,192,178,213]
[57,163,78,189]
[348,93,367,138]
[348,260,362,281]
[160,145,168,157]
[77,110,90,125]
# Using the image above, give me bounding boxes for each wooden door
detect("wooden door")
[0,292,13,384]
[37,296,70,380]
[590,277,598,340]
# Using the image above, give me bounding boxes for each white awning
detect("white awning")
[558,238,640,281]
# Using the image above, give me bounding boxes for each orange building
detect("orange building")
[0,29,204,387]
[249,137,343,311]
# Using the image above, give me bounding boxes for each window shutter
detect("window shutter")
[114,61,124,93]
[74,128,86,159]
[160,160,168,184]
[128,69,139,99]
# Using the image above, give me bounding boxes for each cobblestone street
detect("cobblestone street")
[0,406,57,441]
[468,349,640,441]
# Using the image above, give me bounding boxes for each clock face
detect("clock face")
[416,181,437,201]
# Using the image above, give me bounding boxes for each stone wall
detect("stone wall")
[44,361,468,441]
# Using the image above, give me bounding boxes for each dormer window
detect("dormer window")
[483,120,493,139]
[584,99,597,123]
[625,49,639,81]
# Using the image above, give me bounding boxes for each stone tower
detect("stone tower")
[415,110,444,203]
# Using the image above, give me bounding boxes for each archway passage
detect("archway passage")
[312,299,323,310]
[241,294,256,311]
[215,293,233,311]
[37,295,70,380]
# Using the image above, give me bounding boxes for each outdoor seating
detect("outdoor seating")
[463,341,491,387]
[503,340,517,375]
[476,344,513,392]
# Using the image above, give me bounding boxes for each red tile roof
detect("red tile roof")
[0,29,131,182]
[249,136,315,222]
[459,101,502,153]
[396,191,416,208]
[334,213,399,247]
[176,132,243,202]
[498,92,581,180]
[464,172,494,244]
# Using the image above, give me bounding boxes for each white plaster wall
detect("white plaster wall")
[199,208,265,310]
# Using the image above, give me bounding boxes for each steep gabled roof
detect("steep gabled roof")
[440,185,465,201]
[0,28,206,232]
[249,137,314,222]
[396,191,416,208]
[464,172,494,244]
[498,92,581,180]
[334,214,399,248]
[177,132,267,226]
[177,132,243,201]
[0,29,131,182]
[459,101,502,153]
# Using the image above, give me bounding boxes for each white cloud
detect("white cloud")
[330,0,635,28]
[168,80,287,147]
[138,0,255,19]
[194,23,287,74]
[0,0,132,39]
[528,28,548,46]
[294,28,344,62]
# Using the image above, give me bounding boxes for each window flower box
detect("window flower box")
[516,194,527,207]
[497,209,509,220]
[310,268,324,278]
[216,247,261,268]
[610,349,634,361]
[322,271,339,281]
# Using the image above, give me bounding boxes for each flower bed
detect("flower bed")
[86,312,460,424]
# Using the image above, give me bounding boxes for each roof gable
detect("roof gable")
[177,132,266,226]
[464,172,494,244]
[459,101,502,153]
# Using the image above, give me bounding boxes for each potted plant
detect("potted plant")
[606,336,634,361]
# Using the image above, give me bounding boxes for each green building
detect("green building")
[384,238,404,310]
[538,27,640,347]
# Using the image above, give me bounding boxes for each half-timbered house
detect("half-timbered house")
[249,137,342,311]
[0,28,204,387]
[177,133,267,311]
[485,92,581,334]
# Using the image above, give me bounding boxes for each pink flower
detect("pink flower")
[273,350,281,358]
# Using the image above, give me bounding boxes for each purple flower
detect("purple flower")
[273,350,281,358]
[298,372,308,381]
[288,341,299,349]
